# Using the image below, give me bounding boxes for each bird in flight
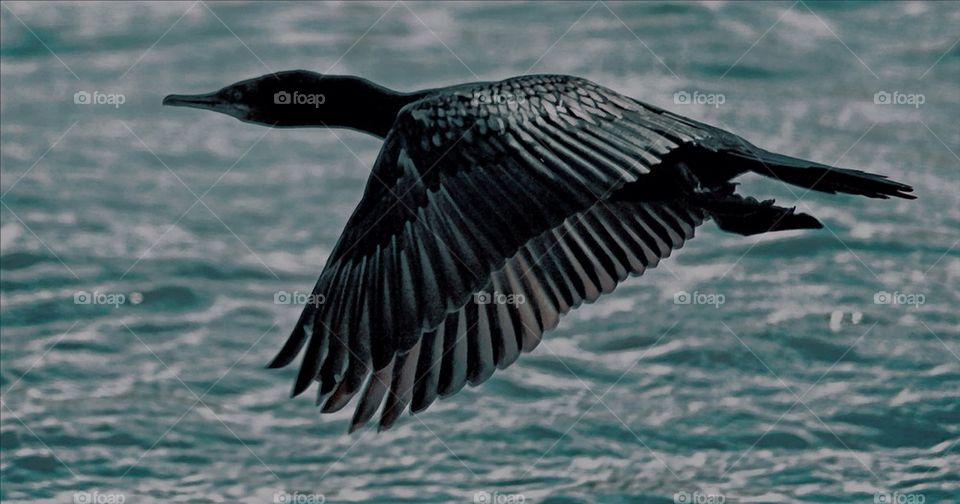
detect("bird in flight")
[164,71,914,432]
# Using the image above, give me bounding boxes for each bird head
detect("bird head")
[162,70,401,134]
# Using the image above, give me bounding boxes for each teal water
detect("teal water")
[1,1,958,502]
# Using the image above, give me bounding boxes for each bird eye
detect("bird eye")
[230,89,243,101]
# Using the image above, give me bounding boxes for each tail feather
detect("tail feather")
[727,149,916,200]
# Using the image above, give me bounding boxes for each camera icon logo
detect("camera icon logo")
[274,91,291,104]
[274,291,292,304]
[473,491,491,504]
[874,91,892,105]
[673,491,691,504]
[74,91,91,105]
[74,291,92,304]
[673,291,691,305]
[474,291,492,304]
[874,291,892,304]
[673,91,691,105]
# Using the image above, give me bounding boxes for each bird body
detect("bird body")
[164,71,914,432]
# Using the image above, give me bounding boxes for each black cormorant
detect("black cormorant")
[163,71,914,432]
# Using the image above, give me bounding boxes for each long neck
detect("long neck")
[341,81,427,138]
[287,77,428,138]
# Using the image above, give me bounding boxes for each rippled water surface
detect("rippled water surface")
[1,1,958,502]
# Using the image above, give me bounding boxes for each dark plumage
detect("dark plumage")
[164,71,914,432]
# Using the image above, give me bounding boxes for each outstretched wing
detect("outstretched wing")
[269,75,723,431]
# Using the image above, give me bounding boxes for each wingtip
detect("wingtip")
[290,375,312,398]
[349,408,372,434]
[266,337,305,369]
[377,410,400,433]
[266,355,288,369]
[320,396,349,413]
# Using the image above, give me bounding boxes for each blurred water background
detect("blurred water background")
[1,1,958,502]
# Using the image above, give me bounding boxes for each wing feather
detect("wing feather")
[411,327,444,413]
[272,75,725,431]
[437,309,469,397]
[349,359,393,433]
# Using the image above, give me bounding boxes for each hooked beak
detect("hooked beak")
[162,92,223,110]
